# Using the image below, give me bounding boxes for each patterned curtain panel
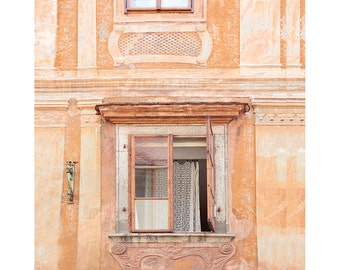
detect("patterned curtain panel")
[174,161,201,232]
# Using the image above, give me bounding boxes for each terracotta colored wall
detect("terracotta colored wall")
[34,0,305,268]
[76,116,102,270]
[35,0,305,71]
[256,125,305,269]
[227,112,257,270]
[35,128,64,270]
[34,0,57,68]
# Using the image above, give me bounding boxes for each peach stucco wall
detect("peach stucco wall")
[34,0,57,68]
[34,0,305,268]
[256,125,305,269]
[35,128,64,270]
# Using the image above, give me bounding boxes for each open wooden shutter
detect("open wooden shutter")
[206,116,216,232]
[129,134,174,232]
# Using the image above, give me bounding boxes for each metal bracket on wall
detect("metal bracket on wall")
[65,161,78,203]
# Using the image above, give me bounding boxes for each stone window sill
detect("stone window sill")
[108,233,235,243]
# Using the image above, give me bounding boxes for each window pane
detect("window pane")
[135,200,169,230]
[135,137,168,166]
[129,0,157,8]
[161,0,191,9]
[135,169,168,197]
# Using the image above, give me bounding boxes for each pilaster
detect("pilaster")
[76,110,102,270]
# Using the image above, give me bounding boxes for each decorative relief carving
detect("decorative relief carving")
[255,112,304,125]
[108,23,212,66]
[254,106,305,125]
[109,242,235,270]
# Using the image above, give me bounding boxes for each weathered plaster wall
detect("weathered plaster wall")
[256,125,305,269]
[35,128,64,270]
[207,0,240,68]
[34,0,305,268]
[34,0,57,68]
[240,0,304,68]
[35,0,305,72]
[55,0,78,70]
[227,112,257,270]
[100,123,118,269]
[240,0,281,66]
[76,115,102,270]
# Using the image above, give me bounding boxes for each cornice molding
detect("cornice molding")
[95,98,251,124]
[35,76,304,91]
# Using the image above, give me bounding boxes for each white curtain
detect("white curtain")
[174,161,201,232]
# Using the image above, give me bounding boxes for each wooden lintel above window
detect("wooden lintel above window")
[95,98,251,124]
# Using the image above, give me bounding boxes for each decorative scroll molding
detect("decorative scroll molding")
[108,23,212,66]
[109,242,235,270]
[254,105,305,125]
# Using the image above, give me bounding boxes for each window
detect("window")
[96,98,249,236]
[125,0,193,12]
[114,0,206,22]
[129,117,216,233]
[114,121,228,235]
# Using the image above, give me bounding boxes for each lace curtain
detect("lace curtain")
[174,161,201,232]
[135,161,201,231]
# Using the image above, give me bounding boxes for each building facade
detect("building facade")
[35,0,305,269]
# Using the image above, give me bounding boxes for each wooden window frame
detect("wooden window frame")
[128,116,216,233]
[125,0,194,13]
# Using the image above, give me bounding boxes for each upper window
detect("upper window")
[129,117,216,233]
[125,0,193,12]
[114,0,206,22]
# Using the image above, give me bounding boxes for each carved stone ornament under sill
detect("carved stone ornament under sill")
[109,242,235,270]
[108,23,212,66]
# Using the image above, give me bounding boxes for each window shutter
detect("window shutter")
[206,116,216,232]
[129,134,174,232]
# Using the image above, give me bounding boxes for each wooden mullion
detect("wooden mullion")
[134,197,169,200]
[135,165,168,169]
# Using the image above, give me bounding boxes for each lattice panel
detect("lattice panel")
[108,23,212,66]
[118,32,201,57]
